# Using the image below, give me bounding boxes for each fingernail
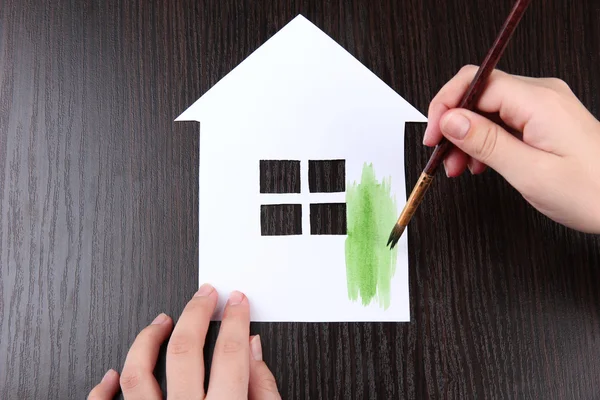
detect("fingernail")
[443,160,449,177]
[151,313,168,325]
[250,335,263,361]
[467,160,475,174]
[228,290,244,305]
[422,126,429,145]
[195,283,214,297]
[102,369,117,383]
[441,112,470,139]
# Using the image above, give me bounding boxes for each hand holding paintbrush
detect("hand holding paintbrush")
[388,0,600,247]
[387,0,533,248]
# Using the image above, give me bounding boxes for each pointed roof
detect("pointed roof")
[176,14,426,124]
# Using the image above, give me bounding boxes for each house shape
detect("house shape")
[176,14,426,322]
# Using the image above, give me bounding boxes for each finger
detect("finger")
[249,335,281,400]
[120,313,173,400]
[442,146,469,177]
[439,108,552,191]
[88,369,120,400]
[206,291,251,399]
[424,65,546,146]
[467,158,488,175]
[166,283,218,399]
[423,65,484,147]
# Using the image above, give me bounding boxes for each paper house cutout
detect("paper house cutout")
[177,14,426,322]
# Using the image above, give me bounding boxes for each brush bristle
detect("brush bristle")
[386,223,406,249]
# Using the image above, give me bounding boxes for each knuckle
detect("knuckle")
[218,338,244,355]
[548,77,570,91]
[222,304,244,320]
[475,124,499,162]
[167,333,195,356]
[459,64,477,75]
[120,370,142,391]
[427,100,437,116]
[540,87,566,106]
[256,373,280,394]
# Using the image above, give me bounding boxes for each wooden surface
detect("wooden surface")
[1,0,600,398]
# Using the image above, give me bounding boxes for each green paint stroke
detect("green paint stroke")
[345,163,398,310]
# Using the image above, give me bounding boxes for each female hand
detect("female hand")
[87,285,281,399]
[424,65,600,233]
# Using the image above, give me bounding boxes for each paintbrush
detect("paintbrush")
[387,0,533,249]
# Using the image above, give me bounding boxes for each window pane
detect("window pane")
[310,203,347,235]
[260,160,300,193]
[261,204,302,235]
[308,159,345,193]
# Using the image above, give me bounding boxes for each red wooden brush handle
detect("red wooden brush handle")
[423,0,532,176]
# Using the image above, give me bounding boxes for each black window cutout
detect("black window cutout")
[260,160,300,193]
[261,204,302,236]
[310,203,347,235]
[308,159,345,193]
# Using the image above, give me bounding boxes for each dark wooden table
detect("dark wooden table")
[2,0,600,398]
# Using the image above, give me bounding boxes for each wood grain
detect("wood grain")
[1,0,599,398]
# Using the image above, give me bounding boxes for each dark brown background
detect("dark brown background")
[1,0,600,398]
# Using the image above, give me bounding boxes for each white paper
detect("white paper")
[176,14,426,322]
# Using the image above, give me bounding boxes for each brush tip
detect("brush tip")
[386,224,406,249]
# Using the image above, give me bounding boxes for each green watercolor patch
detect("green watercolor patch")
[345,163,398,309]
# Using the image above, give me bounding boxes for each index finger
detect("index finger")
[423,65,541,146]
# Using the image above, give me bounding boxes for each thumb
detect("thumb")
[439,108,545,185]
[248,335,281,400]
